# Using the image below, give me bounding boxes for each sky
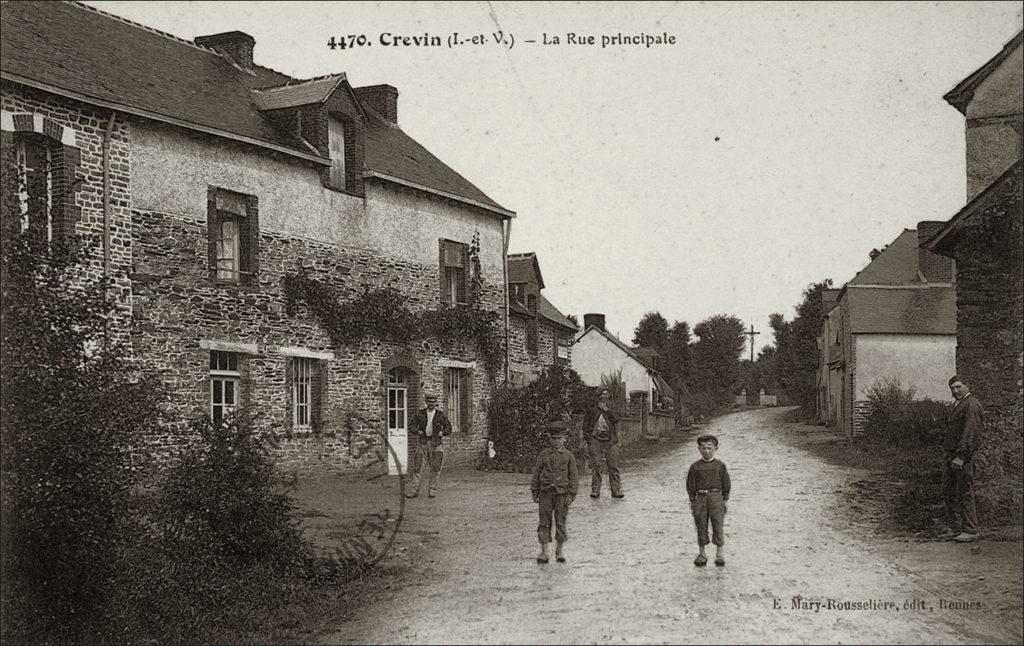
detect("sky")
[85,1,1023,354]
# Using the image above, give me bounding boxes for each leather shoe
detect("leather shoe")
[693,554,707,567]
[589,492,600,498]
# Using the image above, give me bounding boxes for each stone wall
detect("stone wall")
[132,207,502,471]
[947,166,1023,505]
[508,313,572,383]
[1,83,133,325]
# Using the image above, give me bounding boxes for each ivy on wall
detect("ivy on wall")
[281,232,503,379]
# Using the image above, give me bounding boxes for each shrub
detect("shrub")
[485,365,589,472]
[1,145,162,642]
[864,377,949,448]
[155,412,307,572]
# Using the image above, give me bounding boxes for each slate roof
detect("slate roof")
[847,230,922,286]
[846,286,955,335]
[1,1,509,215]
[632,347,660,370]
[924,161,1022,255]
[507,253,545,288]
[250,75,347,111]
[944,30,1023,115]
[538,294,577,332]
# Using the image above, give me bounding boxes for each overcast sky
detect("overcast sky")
[85,1,1023,354]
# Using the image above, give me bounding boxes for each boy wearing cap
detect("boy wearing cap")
[406,391,452,499]
[686,434,731,567]
[531,421,579,564]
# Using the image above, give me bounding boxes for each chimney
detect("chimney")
[868,248,881,261]
[584,313,606,332]
[195,31,255,72]
[354,85,399,124]
[917,221,954,283]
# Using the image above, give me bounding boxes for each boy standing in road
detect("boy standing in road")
[686,434,731,567]
[531,421,579,564]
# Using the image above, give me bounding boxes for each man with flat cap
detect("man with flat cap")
[530,421,579,563]
[407,391,452,498]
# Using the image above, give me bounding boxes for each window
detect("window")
[555,332,570,363]
[328,118,346,190]
[445,368,472,432]
[210,351,240,423]
[292,357,314,429]
[208,188,259,285]
[510,283,526,305]
[387,369,407,431]
[15,136,54,245]
[439,240,468,306]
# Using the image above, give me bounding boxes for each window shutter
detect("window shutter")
[207,191,219,282]
[312,360,328,433]
[438,240,449,305]
[285,358,295,434]
[462,369,473,432]
[240,194,259,284]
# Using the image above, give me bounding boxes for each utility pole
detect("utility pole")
[744,323,760,363]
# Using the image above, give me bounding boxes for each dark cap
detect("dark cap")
[546,420,569,437]
[696,434,719,446]
[424,391,439,402]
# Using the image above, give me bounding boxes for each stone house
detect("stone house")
[823,228,957,437]
[923,30,1022,505]
[1,2,515,474]
[505,252,577,386]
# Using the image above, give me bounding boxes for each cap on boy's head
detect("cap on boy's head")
[696,434,719,447]
[546,420,568,437]
[948,375,962,386]
[424,391,439,403]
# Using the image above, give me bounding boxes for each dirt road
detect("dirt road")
[314,408,1023,644]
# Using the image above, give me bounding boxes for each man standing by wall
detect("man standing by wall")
[407,392,452,499]
[584,387,625,499]
[940,375,984,542]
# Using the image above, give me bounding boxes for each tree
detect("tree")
[770,279,833,416]
[663,320,692,390]
[690,314,746,394]
[632,311,670,356]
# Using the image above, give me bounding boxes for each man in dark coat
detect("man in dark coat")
[406,391,452,498]
[583,387,624,499]
[940,375,984,542]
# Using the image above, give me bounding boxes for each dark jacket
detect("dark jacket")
[686,458,731,502]
[945,394,983,462]
[583,403,620,444]
[410,407,452,446]
[531,447,579,496]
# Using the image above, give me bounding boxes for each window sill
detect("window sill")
[211,280,261,293]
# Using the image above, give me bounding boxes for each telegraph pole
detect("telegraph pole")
[744,323,760,363]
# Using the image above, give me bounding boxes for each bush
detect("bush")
[1,150,162,642]
[864,377,949,448]
[485,365,589,472]
[155,413,307,571]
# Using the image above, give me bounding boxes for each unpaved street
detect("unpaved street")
[316,408,1023,644]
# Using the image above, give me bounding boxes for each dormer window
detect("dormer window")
[328,118,346,190]
[510,283,527,305]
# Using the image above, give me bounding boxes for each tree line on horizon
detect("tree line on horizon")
[627,279,833,419]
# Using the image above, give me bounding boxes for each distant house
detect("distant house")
[506,252,577,386]
[923,30,1022,496]
[824,227,957,437]
[571,314,673,412]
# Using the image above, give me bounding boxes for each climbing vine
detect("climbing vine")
[282,232,503,380]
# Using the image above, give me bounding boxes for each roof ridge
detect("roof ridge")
[253,73,347,92]
[69,1,226,58]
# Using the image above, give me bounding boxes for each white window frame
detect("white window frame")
[328,118,346,189]
[387,369,407,432]
[293,357,314,429]
[210,351,240,423]
[447,368,463,433]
